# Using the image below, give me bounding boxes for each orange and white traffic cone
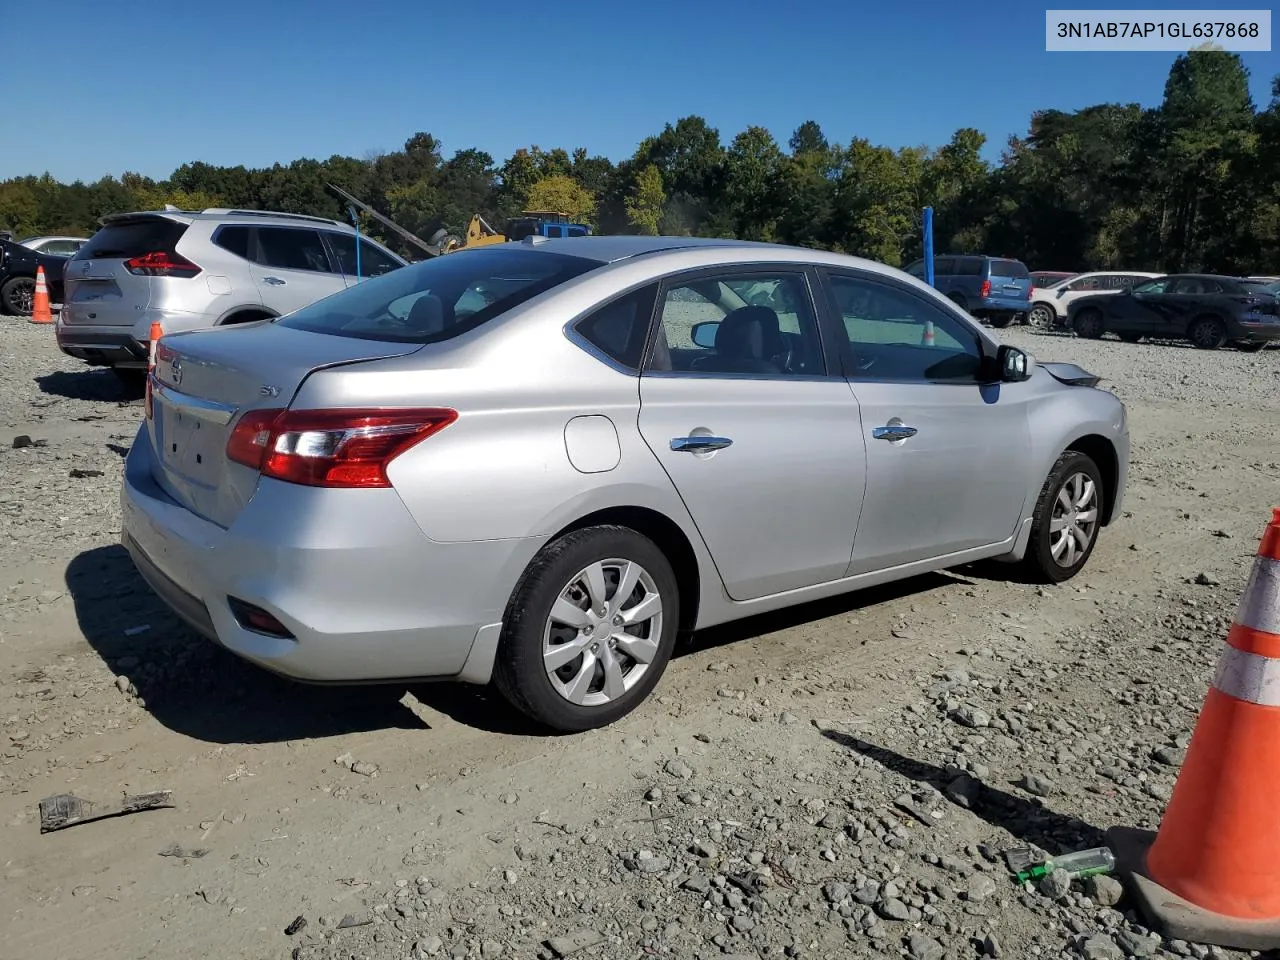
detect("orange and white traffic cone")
[147,320,163,373]
[1109,507,1280,949]
[28,266,53,324]
[920,320,935,346]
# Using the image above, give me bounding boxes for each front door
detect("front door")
[636,267,866,602]
[817,270,1033,573]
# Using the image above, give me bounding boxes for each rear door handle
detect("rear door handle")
[670,436,733,453]
[873,425,918,441]
[262,276,286,285]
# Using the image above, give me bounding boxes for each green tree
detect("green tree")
[526,174,596,225]
[626,165,665,235]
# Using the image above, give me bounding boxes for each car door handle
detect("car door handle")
[670,436,733,452]
[262,276,286,285]
[873,425,918,441]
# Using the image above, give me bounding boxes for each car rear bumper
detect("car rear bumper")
[119,425,542,683]
[1234,321,1280,342]
[973,295,1031,314]
[56,307,220,367]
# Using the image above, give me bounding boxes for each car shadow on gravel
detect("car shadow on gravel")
[67,545,429,745]
[820,729,1105,855]
[37,369,144,402]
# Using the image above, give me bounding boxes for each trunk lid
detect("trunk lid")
[148,322,422,528]
[990,258,1033,300]
[62,215,190,327]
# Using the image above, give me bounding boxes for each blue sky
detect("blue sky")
[4,0,1276,183]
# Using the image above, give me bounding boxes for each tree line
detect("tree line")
[2,51,1277,275]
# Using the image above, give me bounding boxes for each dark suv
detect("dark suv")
[904,254,1033,328]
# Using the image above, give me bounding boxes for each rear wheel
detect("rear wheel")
[493,525,680,732]
[1028,304,1056,329]
[1188,316,1226,350]
[988,313,1015,329]
[1073,309,1104,339]
[1117,332,1142,343]
[1,276,35,316]
[1023,450,1104,583]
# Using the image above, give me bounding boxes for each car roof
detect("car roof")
[505,235,932,278]
[101,208,353,231]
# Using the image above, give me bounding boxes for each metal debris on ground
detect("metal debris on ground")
[284,915,307,936]
[38,790,175,833]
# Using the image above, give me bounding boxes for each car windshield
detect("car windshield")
[276,247,603,344]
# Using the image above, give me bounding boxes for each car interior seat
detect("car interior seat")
[691,305,787,374]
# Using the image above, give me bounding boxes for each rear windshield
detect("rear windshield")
[276,246,603,344]
[990,259,1030,279]
[1242,280,1277,296]
[75,218,188,260]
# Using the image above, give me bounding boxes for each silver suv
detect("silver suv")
[55,208,407,382]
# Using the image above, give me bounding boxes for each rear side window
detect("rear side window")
[952,257,983,276]
[75,218,187,260]
[276,247,602,344]
[213,225,251,259]
[933,257,957,275]
[990,259,1030,279]
[256,227,332,273]
[573,284,658,370]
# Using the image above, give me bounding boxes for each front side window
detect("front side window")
[645,271,825,377]
[276,247,601,344]
[824,272,983,382]
[1133,278,1172,295]
[325,232,403,278]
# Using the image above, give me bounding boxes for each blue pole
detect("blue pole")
[922,206,935,287]
[347,203,361,282]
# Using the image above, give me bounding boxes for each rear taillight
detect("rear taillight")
[124,251,201,278]
[226,408,457,488]
[980,279,992,297]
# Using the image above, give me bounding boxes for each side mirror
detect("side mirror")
[998,344,1033,382]
[691,321,719,349]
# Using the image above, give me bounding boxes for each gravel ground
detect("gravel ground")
[2,316,1279,960]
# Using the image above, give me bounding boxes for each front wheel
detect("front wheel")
[1028,304,1056,329]
[1023,450,1105,583]
[1,276,35,316]
[493,525,680,732]
[988,313,1015,329]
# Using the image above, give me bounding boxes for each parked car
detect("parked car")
[56,208,407,383]
[1028,270,1162,329]
[0,237,68,315]
[903,254,1033,327]
[1068,273,1280,350]
[1031,270,1077,289]
[18,235,89,257]
[122,235,1129,732]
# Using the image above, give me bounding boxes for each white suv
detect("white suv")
[56,208,406,382]
[1028,271,1161,329]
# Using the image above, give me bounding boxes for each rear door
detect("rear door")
[246,226,346,315]
[636,265,866,602]
[990,258,1032,302]
[61,216,189,330]
[816,268,1032,572]
[1146,276,1217,339]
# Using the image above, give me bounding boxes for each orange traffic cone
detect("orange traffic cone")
[1109,507,1280,949]
[28,266,53,324]
[920,320,935,347]
[147,320,163,373]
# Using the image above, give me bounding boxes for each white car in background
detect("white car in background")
[1028,271,1161,329]
[18,235,89,257]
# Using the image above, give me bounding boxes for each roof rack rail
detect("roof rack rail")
[200,208,343,226]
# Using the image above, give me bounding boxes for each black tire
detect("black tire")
[1023,450,1105,584]
[988,313,1014,329]
[1117,332,1142,343]
[1187,316,1226,350]
[1,276,35,316]
[1073,309,1104,339]
[493,525,680,732]
[1028,304,1056,329]
[112,367,147,397]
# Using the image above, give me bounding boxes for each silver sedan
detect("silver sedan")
[121,236,1129,731]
